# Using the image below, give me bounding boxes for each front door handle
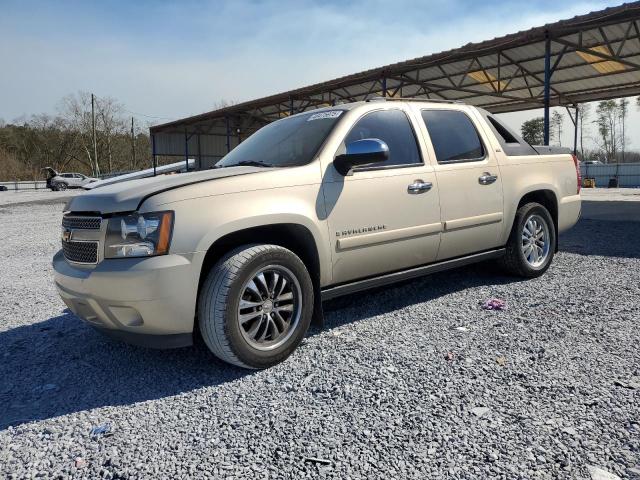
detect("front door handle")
[478,172,498,185]
[407,180,432,194]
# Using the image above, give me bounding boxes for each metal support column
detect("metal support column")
[151,134,157,176]
[543,36,551,146]
[289,97,294,115]
[197,133,202,170]
[382,76,387,97]
[184,131,189,172]
[566,105,579,157]
[573,105,578,157]
[225,116,231,153]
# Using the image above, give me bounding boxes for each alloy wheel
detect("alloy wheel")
[521,214,550,267]
[237,265,302,351]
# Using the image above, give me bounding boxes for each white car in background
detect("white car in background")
[44,168,98,191]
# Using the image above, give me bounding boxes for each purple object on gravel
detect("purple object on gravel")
[481,298,506,311]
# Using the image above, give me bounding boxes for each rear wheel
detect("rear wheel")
[500,202,555,278]
[198,244,313,369]
[53,182,67,191]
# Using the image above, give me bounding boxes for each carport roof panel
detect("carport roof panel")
[151,2,640,133]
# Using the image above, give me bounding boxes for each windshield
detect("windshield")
[216,110,345,168]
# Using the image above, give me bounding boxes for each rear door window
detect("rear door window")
[421,110,485,163]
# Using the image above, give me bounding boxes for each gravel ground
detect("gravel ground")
[0,198,639,479]
[0,190,78,207]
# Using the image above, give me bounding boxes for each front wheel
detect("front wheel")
[500,202,556,278]
[198,244,314,369]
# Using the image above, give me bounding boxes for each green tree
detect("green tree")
[520,117,544,145]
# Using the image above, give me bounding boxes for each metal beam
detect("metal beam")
[552,37,640,70]
[573,105,578,156]
[565,105,578,156]
[373,33,640,97]
[481,80,640,113]
[550,44,569,75]
[389,41,640,98]
[475,57,498,93]
[497,52,501,93]
[457,58,478,88]
[615,21,634,56]
[500,50,563,99]
[197,133,202,170]
[520,67,535,98]
[184,131,189,172]
[500,66,521,93]
[543,35,551,145]
[437,65,457,88]
[151,134,157,176]
[389,74,544,106]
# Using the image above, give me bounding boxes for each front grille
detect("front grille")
[62,216,102,230]
[62,241,98,264]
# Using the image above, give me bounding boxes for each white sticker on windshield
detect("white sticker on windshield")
[307,111,343,121]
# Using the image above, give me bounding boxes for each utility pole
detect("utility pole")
[621,100,626,163]
[130,117,136,171]
[91,94,99,175]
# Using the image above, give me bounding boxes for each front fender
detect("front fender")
[149,186,332,286]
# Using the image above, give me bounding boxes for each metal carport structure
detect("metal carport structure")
[150,2,640,171]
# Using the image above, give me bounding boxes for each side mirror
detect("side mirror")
[333,138,389,175]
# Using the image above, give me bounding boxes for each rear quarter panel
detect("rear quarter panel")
[470,107,580,241]
[497,154,581,243]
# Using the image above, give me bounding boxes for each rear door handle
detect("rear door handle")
[407,180,432,194]
[478,172,498,185]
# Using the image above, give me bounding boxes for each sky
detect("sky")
[1,0,638,150]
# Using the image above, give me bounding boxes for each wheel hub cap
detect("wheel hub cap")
[237,265,302,351]
[261,300,274,313]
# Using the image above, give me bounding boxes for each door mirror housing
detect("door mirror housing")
[334,138,389,175]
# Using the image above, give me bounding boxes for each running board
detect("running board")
[321,248,505,301]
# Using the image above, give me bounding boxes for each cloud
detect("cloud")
[0,0,629,138]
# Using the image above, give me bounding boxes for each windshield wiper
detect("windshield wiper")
[232,160,275,168]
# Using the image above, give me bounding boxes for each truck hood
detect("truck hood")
[65,166,266,214]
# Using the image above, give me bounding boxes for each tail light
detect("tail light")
[572,154,581,194]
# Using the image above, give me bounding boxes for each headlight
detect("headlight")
[104,211,174,258]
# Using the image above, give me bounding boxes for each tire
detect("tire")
[53,182,67,191]
[198,244,314,369]
[500,202,556,278]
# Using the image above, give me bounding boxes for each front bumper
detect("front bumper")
[53,250,204,348]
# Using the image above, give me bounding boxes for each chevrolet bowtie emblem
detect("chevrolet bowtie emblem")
[62,228,73,242]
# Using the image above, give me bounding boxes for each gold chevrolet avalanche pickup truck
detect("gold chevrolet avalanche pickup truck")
[53,99,581,369]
